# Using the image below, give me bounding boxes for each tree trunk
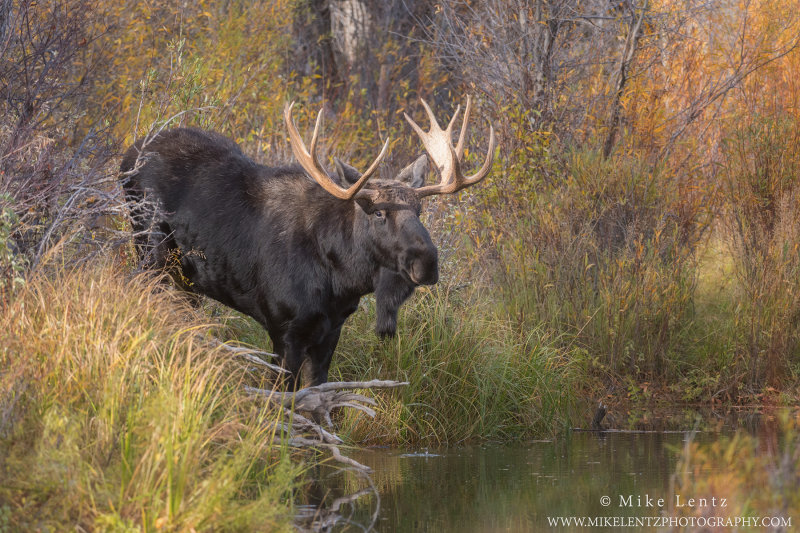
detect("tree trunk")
[603,0,648,159]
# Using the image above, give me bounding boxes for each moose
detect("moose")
[120,97,495,388]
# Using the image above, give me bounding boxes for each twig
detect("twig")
[212,340,286,374]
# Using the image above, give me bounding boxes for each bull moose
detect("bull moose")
[120,97,495,388]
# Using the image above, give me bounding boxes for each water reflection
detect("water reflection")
[295,465,379,532]
[301,409,786,532]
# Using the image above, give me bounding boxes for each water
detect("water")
[295,411,773,532]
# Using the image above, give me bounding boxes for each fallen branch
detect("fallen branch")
[247,380,409,472]
[247,380,408,426]
[209,336,406,471]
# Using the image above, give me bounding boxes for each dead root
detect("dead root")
[246,380,408,472]
[216,340,407,472]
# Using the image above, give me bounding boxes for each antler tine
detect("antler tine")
[284,101,309,159]
[362,137,391,179]
[455,95,471,156]
[407,96,496,198]
[467,121,496,184]
[420,99,441,132]
[446,104,461,136]
[404,112,427,142]
[284,101,387,201]
[309,107,323,166]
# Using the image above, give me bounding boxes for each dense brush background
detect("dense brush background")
[2,0,800,529]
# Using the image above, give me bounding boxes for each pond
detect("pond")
[295,410,774,532]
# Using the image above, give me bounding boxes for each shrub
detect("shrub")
[721,114,800,390]
[491,149,703,380]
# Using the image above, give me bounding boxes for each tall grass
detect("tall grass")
[0,263,298,531]
[215,280,579,447]
[329,283,575,446]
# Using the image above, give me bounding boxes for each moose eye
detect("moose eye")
[374,210,384,219]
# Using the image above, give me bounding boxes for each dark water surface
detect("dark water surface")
[296,411,770,532]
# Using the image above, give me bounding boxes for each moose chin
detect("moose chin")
[120,97,495,389]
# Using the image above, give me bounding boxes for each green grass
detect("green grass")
[225,280,580,447]
[0,263,299,531]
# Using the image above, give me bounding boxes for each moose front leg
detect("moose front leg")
[307,326,343,386]
[375,268,416,338]
[278,316,342,389]
[272,336,306,391]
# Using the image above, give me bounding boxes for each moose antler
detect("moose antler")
[404,96,496,198]
[284,102,389,200]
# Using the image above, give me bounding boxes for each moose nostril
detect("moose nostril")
[409,256,438,285]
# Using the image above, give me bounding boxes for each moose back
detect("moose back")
[120,98,495,388]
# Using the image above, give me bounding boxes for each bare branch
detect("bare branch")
[247,379,408,472]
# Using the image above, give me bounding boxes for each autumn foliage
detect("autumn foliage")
[3,0,800,402]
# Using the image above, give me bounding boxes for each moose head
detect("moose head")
[283,95,496,299]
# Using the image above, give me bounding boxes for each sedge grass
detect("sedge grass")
[0,263,299,531]
[215,279,579,447]
[329,283,577,446]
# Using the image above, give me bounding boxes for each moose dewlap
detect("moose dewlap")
[120,98,495,388]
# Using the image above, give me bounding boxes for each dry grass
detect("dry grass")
[0,262,298,531]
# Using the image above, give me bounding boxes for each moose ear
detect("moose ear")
[334,158,363,186]
[396,154,428,188]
